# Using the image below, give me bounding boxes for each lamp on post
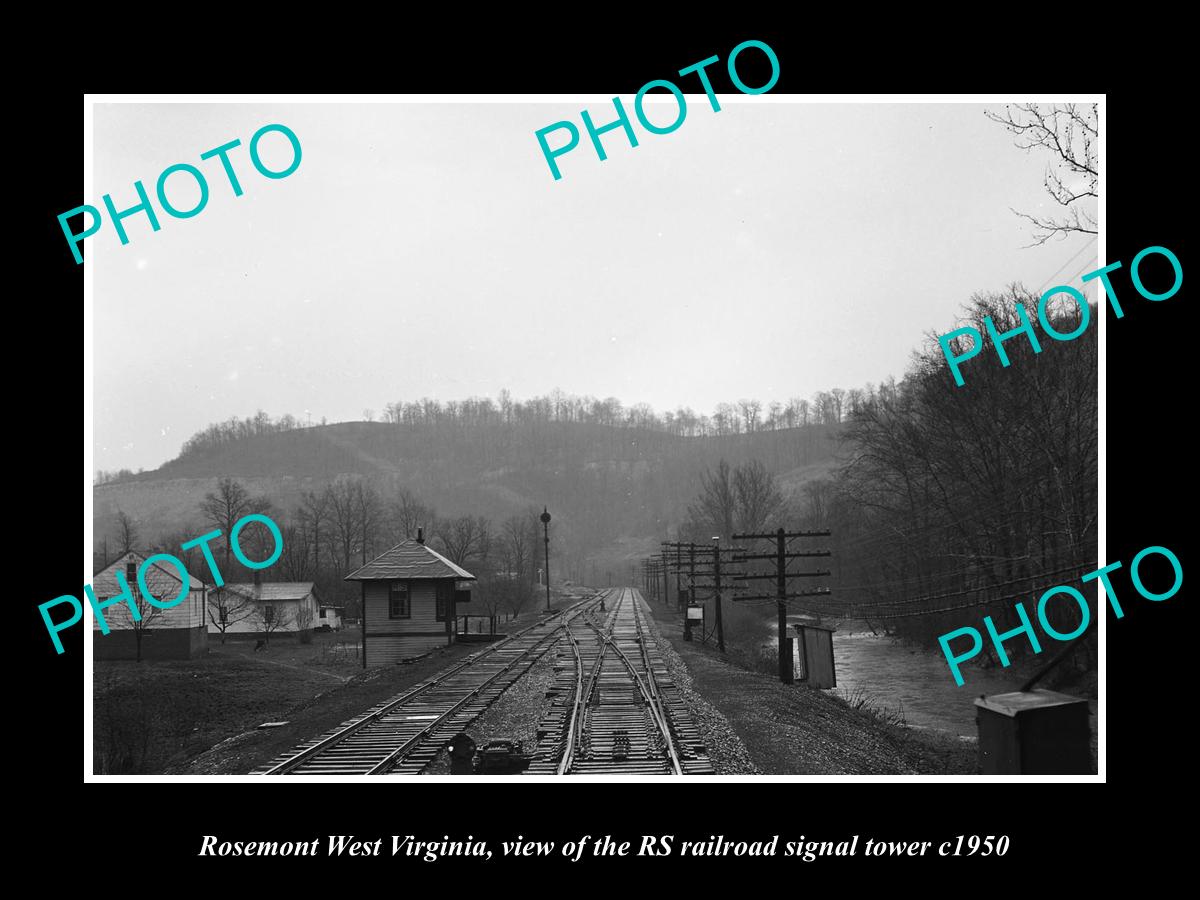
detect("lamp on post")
[540,507,552,611]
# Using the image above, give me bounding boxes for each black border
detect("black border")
[29,26,1188,878]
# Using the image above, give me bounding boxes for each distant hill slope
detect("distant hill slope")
[93,421,843,555]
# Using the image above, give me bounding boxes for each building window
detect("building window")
[265,605,275,624]
[319,608,327,619]
[389,582,410,619]
[436,583,452,622]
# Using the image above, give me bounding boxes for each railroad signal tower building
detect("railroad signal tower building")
[345,529,476,667]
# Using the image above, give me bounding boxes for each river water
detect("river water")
[827,630,1024,738]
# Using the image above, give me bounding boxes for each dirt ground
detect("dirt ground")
[93,611,550,775]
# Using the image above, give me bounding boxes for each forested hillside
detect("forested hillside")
[93,404,844,608]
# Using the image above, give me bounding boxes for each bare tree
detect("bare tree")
[279,519,315,581]
[115,510,139,556]
[829,388,846,424]
[354,480,383,564]
[500,514,535,617]
[985,103,1098,245]
[206,586,258,644]
[299,489,330,574]
[256,601,291,645]
[386,488,435,543]
[327,476,361,571]
[103,561,165,663]
[502,515,531,579]
[128,593,163,663]
[200,478,252,571]
[436,515,492,566]
[799,478,835,529]
[687,459,737,542]
[474,573,507,634]
[237,496,277,565]
[737,399,762,432]
[733,460,784,533]
[294,602,315,644]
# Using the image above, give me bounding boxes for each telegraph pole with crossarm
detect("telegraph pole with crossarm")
[732,527,833,684]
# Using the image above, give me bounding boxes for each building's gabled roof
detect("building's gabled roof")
[344,540,476,582]
[92,551,207,598]
[220,582,316,602]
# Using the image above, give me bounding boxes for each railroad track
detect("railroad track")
[254,592,607,776]
[526,588,713,775]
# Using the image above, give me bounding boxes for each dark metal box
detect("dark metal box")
[974,689,1091,774]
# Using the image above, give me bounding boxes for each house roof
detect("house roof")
[344,540,476,582]
[220,582,316,602]
[93,551,207,598]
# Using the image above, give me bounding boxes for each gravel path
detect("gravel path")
[640,602,759,774]
[423,653,557,775]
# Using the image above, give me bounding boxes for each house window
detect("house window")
[436,583,452,622]
[389,582,410,619]
[319,608,327,619]
[265,605,275,624]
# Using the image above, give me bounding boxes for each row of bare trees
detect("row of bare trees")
[681,459,786,542]
[379,389,877,436]
[136,386,884,483]
[811,287,1097,669]
[102,476,550,640]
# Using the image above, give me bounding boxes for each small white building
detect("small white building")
[318,604,344,630]
[207,578,320,640]
[92,552,208,660]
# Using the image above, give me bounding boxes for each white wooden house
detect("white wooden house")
[207,578,320,640]
[92,552,208,660]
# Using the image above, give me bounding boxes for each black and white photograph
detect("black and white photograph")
[77,94,1110,780]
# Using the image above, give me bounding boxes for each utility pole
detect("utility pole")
[540,507,552,611]
[776,528,787,682]
[662,540,741,650]
[733,528,833,684]
[688,544,697,610]
[712,538,725,653]
[674,544,683,610]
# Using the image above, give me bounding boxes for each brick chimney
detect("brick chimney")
[253,569,261,587]
[416,527,425,545]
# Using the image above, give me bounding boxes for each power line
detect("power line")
[1033,236,1098,297]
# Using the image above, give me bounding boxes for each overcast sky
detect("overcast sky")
[92,101,1097,473]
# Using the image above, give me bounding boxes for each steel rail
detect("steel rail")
[261,591,606,776]
[568,589,683,776]
[557,591,617,774]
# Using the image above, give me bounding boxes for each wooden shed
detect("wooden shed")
[793,622,837,689]
[344,532,476,667]
[92,551,208,660]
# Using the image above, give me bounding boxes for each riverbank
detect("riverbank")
[646,602,977,774]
